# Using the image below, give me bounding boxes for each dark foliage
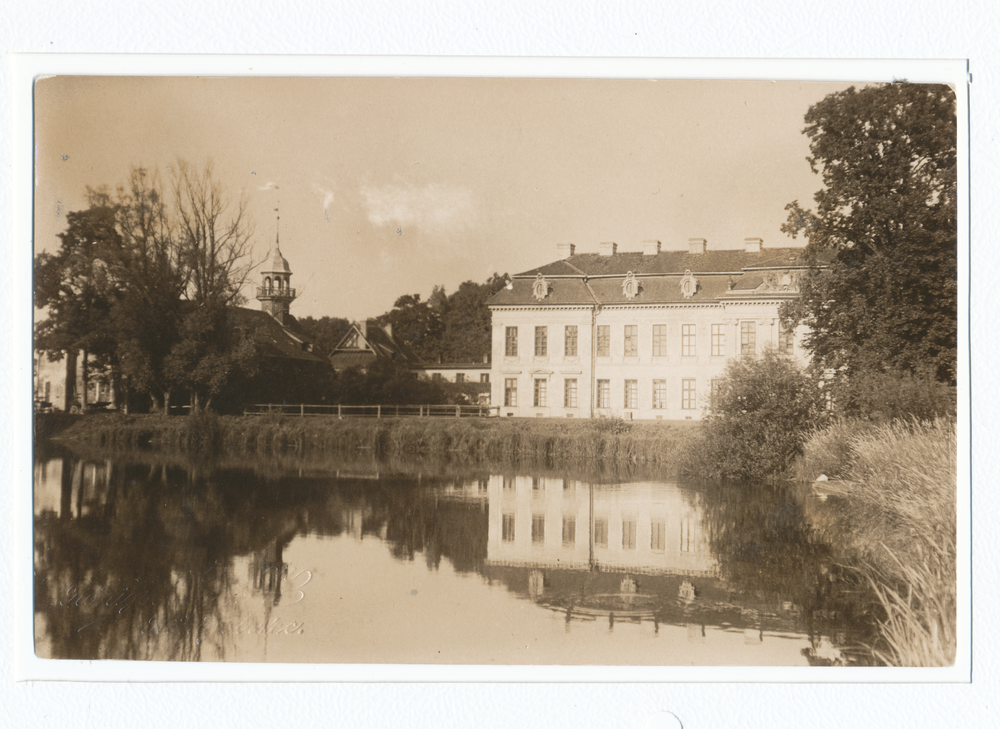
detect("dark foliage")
[781,83,957,384]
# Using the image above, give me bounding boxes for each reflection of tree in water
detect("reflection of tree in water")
[325,477,489,574]
[34,453,311,661]
[698,480,882,660]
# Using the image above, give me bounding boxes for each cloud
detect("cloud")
[311,183,335,214]
[360,181,475,232]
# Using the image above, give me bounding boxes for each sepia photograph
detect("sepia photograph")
[30,72,960,670]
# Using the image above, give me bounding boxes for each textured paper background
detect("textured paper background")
[2,2,995,727]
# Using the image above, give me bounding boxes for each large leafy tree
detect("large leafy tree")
[781,83,957,384]
[34,204,123,409]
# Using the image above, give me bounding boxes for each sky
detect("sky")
[34,76,853,321]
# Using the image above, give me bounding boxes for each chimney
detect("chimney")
[359,320,367,340]
[556,242,576,258]
[688,238,707,255]
[598,241,618,256]
[384,322,392,339]
[745,237,763,253]
[642,239,662,255]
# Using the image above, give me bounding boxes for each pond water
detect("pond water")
[32,447,883,666]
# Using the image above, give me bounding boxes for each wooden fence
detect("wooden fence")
[243,403,499,418]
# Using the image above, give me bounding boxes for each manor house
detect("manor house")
[487,238,824,420]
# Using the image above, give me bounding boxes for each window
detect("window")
[564,378,578,408]
[532,514,545,544]
[651,519,666,551]
[652,380,667,409]
[682,379,696,410]
[502,514,515,542]
[505,326,518,356]
[682,324,696,357]
[652,324,667,356]
[711,323,725,356]
[533,378,547,407]
[455,373,464,383]
[562,517,576,546]
[624,380,638,409]
[504,378,518,407]
[624,325,638,356]
[565,325,578,356]
[480,373,490,384]
[534,326,547,356]
[740,321,756,356]
[503,475,514,490]
[596,379,610,409]
[680,517,694,552]
[594,518,608,547]
[779,324,794,354]
[622,520,637,550]
[596,325,610,357]
[432,372,443,382]
[532,476,543,493]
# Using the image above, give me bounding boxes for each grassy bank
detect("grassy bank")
[797,418,957,666]
[48,412,701,470]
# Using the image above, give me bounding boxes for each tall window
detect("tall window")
[565,325,578,356]
[622,520,637,550]
[682,379,696,410]
[531,514,545,544]
[652,380,667,409]
[455,373,464,383]
[480,373,490,383]
[564,378,578,408]
[779,324,794,354]
[505,326,518,356]
[533,378,547,407]
[596,325,610,357]
[711,323,725,356]
[680,517,693,552]
[594,518,608,547]
[502,514,515,542]
[624,379,638,409]
[740,321,756,356]
[504,378,517,407]
[562,517,576,546]
[432,372,443,382]
[534,326,547,356]
[652,324,667,356]
[682,324,696,357]
[596,379,610,409]
[651,519,666,551]
[624,325,638,356]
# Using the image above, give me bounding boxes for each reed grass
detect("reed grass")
[798,418,957,666]
[50,412,702,470]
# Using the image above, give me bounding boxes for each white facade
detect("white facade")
[488,241,816,420]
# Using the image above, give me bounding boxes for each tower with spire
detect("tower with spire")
[256,206,296,319]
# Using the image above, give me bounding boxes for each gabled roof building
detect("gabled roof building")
[328,320,415,372]
[487,238,826,420]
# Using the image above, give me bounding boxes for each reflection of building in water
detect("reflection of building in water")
[249,534,293,606]
[485,475,716,576]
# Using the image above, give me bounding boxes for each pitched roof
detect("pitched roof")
[230,308,327,363]
[490,246,830,307]
[520,247,817,278]
[329,321,416,370]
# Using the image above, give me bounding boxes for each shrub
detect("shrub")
[700,347,826,480]
[829,368,956,422]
